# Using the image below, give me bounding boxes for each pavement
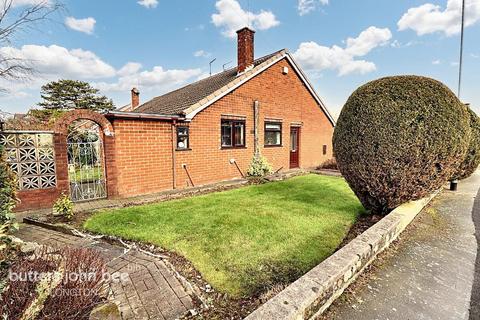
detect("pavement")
[14,224,194,320]
[471,181,480,319]
[323,171,480,320]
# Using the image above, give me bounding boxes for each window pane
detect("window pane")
[265,123,281,131]
[234,122,244,146]
[177,127,189,149]
[290,131,297,151]
[178,127,188,136]
[177,136,188,149]
[221,122,232,147]
[265,131,281,145]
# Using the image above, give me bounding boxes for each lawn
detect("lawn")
[84,174,364,297]
[69,165,103,183]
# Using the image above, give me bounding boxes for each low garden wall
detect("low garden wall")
[245,192,437,320]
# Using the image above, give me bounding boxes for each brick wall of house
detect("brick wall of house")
[109,119,174,197]
[108,57,334,197]
[173,58,334,189]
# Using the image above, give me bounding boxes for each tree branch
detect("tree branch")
[0,0,64,91]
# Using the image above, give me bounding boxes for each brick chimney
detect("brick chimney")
[237,27,255,73]
[131,87,140,110]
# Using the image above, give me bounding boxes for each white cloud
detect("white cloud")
[138,0,158,9]
[196,72,211,81]
[117,62,142,76]
[95,66,202,93]
[297,0,328,16]
[390,40,401,48]
[0,44,203,96]
[11,0,50,7]
[344,27,392,56]
[293,26,392,76]
[471,53,480,58]
[193,50,211,58]
[0,44,116,79]
[0,43,207,111]
[398,0,480,36]
[432,59,441,65]
[391,40,419,48]
[211,0,279,38]
[65,17,96,34]
[0,90,30,99]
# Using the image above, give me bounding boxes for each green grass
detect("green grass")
[69,166,103,183]
[84,174,364,297]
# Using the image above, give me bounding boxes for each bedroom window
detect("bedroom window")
[177,126,189,150]
[221,120,245,148]
[264,122,282,146]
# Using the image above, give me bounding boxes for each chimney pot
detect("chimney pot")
[237,27,255,74]
[131,87,140,110]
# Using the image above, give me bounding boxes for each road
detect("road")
[322,171,480,320]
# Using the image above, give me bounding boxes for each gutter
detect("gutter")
[105,111,185,121]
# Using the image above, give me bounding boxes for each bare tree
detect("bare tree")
[0,0,63,88]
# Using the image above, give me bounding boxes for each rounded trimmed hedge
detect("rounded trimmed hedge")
[452,107,480,180]
[333,76,470,214]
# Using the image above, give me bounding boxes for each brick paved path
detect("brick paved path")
[15,224,194,320]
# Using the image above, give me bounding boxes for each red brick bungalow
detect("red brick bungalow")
[8,27,335,211]
[104,27,335,198]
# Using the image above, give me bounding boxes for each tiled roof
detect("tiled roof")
[134,50,284,116]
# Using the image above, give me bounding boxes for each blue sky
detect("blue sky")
[1,0,479,117]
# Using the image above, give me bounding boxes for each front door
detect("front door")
[290,127,300,168]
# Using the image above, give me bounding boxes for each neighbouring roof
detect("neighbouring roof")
[117,103,133,112]
[132,49,335,125]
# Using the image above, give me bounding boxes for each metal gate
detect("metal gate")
[67,126,106,202]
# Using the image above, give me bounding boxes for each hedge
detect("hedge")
[452,107,480,180]
[333,76,470,214]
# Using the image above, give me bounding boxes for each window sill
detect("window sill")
[176,148,192,151]
[264,145,283,148]
[221,146,247,150]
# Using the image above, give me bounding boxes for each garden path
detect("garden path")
[15,224,194,320]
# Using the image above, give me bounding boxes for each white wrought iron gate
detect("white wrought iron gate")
[67,132,106,202]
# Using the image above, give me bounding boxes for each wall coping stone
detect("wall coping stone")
[245,191,438,320]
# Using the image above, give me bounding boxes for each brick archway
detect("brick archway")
[54,109,114,136]
[53,109,117,201]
